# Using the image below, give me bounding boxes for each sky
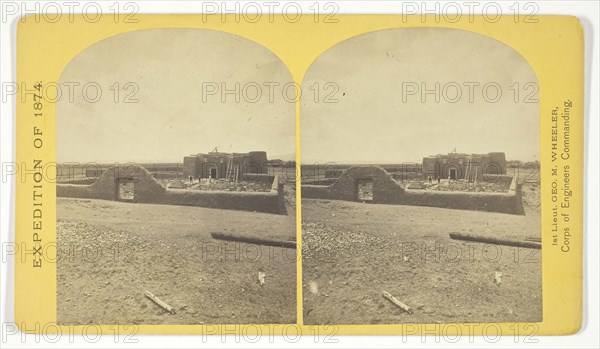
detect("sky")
[300,28,540,164]
[57,28,295,163]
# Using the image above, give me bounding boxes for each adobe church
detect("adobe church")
[422,152,507,181]
[183,150,268,181]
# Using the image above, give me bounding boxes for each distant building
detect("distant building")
[422,152,506,181]
[183,150,268,180]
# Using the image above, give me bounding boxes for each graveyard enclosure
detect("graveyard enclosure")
[57,165,286,214]
[302,166,524,215]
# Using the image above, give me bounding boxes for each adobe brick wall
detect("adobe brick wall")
[160,190,282,214]
[57,165,286,214]
[301,166,524,215]
[302,166,404,202]
[401,190,524,214]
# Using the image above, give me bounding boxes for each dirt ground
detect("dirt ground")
[301,196,542,325]
[57,198,296,325]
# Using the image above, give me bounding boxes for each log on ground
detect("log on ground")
[211,232,296,249]
[382,291,413,314]
[449,232,541,249]
[145,291,176,314]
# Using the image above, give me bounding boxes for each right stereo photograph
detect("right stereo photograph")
[300,28,541,325]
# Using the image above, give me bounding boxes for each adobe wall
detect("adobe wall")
[57,166,147,201]
[302,166,405,203]
[160,190,282,214]
[401,190,524,215]
[57,165,285,214]
[247,151,268,174]
[183,156,198,178]
[302,166,524,215]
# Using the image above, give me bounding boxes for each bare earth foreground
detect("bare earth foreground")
[302,199,542,325]
[57,198,296,325]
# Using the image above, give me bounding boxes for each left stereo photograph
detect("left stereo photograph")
[55,28,297,325]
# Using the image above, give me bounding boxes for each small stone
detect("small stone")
[423,307,435,314]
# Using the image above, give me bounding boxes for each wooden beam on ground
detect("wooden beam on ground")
[524,236,542,243]
[382,291,413,314]
[145,291,176,314]
[449,232,541,249]
[211,232,296,249]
